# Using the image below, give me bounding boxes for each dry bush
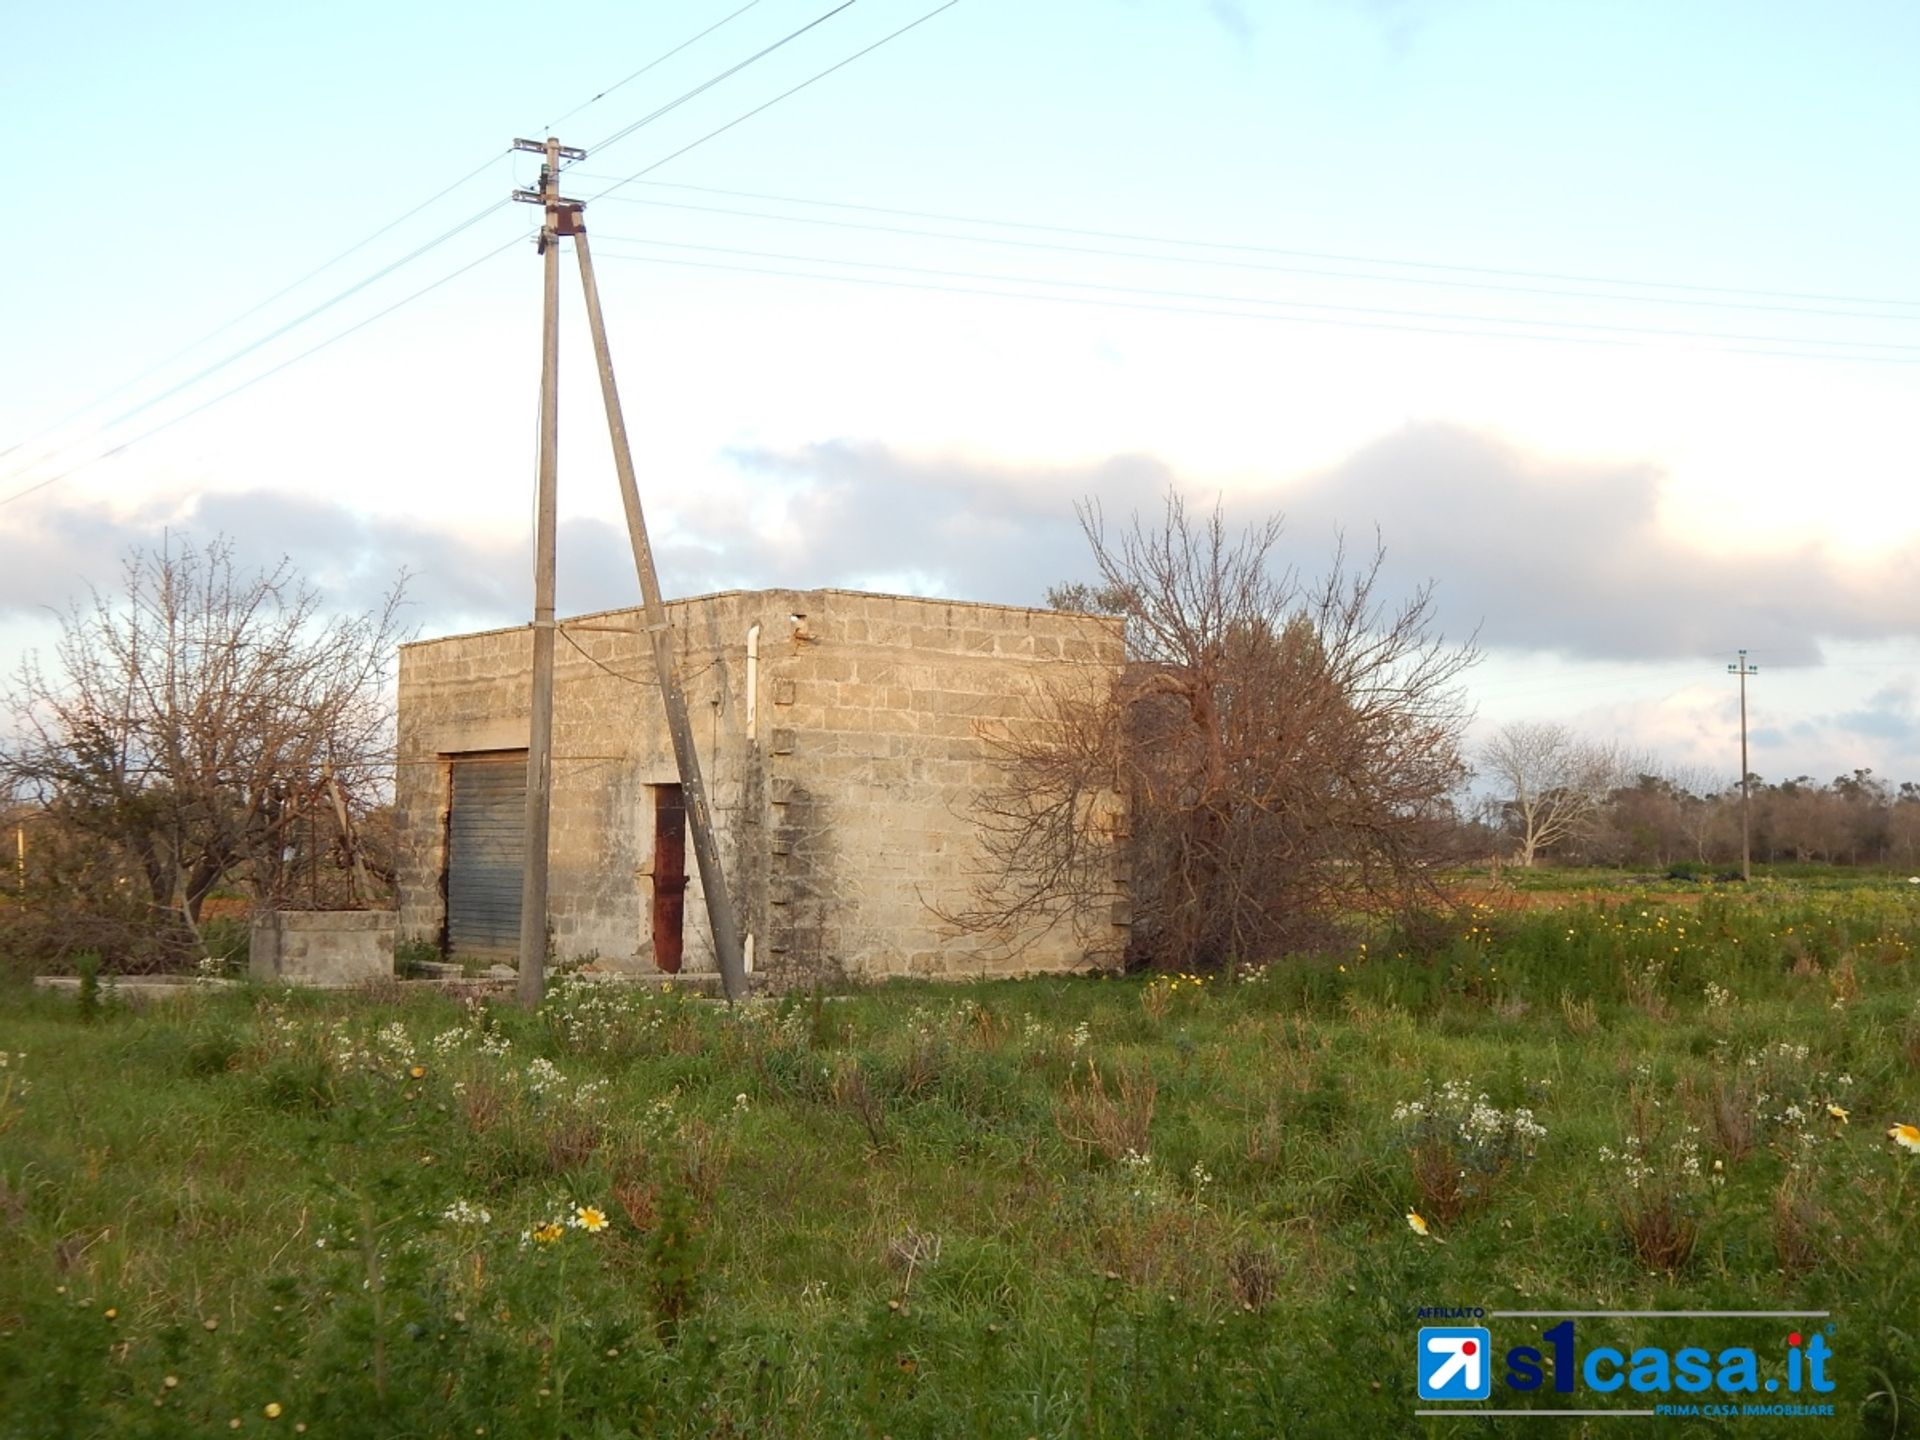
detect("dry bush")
[968,1003,1005,1052]
[1559,991,1599,1036]
[947,492,1476,969]
[1623,963,1671,1020]
[1771,1169,1827,1278]
[1623,1194,1697,1273]
[883,1229,944,1299]
[1412,1143,1469,1226]
[677,1118,731,1211]
[665,1012,705,1056]
[1055,1059,1157,1162]
[1828,955,1860,1005]
[543,1113,603,1174]
[830,1060,888,1150]
[1695,1072,1757,1163]
[898,1034,945,1100]
[1226,1242,1283,1312]
[613,1177,658,1233]
[1242,1102,1291,1177]
[460,1077,510,1134]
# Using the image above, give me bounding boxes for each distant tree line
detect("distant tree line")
[1475,721,1920,871]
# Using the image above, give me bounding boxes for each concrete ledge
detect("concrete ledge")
[33,974,238,1001]
[252,910,397,986]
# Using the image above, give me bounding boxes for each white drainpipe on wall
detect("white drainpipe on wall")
[743,622,761,973]
[745,622,760,741]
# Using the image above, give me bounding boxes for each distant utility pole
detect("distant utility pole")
[1728,649,1759,882]
[508,137,749,1005]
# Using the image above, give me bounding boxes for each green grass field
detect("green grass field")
[2,881,1917,1437]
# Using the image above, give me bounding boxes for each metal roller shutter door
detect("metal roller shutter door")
[446,754,526,957]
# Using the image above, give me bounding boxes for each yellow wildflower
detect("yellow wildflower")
[409,1065,426,1079]
[1406,1210,1445,1243]
[264,1402,284,1419]
[531,1221,565,1246]
[572,1205,609,1234]
[1891,1123,1920,1153]
[1826,1104,1849,1124]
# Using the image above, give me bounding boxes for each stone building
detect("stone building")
[393,588,1128,985]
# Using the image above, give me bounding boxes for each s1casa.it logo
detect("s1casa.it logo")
[1417,1328,1492,1401]
[1417,1319,1835,1402]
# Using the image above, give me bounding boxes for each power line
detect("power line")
[571,176,1920,314]
[588,246,1920,365]
[578,190,1920,326]
[584,0,964,203]
[590,233,1920,357]
[2,1,962,506]
[0,152,512,471]
[0,232,531,511]
[0,200,513,493]
[541,0,770,134]
[0,7,833,496]
[582,0,861,157]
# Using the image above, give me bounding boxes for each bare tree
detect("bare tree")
[950,492,1478,969]
[1478,722,1624,867]
[1,536,406,952]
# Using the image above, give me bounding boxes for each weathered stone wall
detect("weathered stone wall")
[250,910,397,986]
[395,593,757,974]
[394,588,1126,983]
[758,591,1128,980]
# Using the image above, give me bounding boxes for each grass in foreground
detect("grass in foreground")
[1,882,1918,1437]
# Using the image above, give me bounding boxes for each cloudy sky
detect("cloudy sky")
[4,0,1917,789]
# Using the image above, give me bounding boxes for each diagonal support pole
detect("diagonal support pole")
[572,227,749,1002]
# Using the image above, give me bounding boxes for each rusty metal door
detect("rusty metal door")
[651,784,686,973]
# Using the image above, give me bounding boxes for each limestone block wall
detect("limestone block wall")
[394,588,1127,983]
[755,590,1128,981]
[394,594,754,974]
[394,624,532,949]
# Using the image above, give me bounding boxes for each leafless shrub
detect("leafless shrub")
[1,536,406,958]
[947,491,1476,969]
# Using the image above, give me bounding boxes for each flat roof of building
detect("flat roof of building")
[399,586,1119,650]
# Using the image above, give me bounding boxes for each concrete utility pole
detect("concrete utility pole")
[1728,648,1759,883]
[508,138,749,1004]
[511,136,582,1006]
